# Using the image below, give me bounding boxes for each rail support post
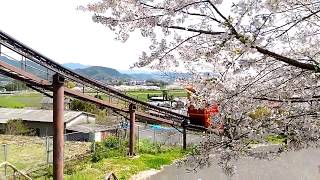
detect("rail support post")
[129,103,136,156]
[182,120,188,150]
[53,73,65,180]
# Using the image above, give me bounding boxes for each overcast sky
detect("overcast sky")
[0,0,149,70]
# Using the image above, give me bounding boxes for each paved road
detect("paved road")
[151,148,320,180]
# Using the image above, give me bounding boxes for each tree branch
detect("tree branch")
[252,95,320,103]
[157,24,225,35]
[253,46,318,71]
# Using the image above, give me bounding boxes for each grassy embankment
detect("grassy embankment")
[62,137,189,180]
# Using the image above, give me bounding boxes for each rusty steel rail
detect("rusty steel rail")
[0,59,185,126]
[0,30,189,123]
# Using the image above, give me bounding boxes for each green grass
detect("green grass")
[64,149,185,180]
[63,138,188,180]
[0,92,43,108]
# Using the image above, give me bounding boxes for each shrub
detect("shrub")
[90,136,127,162]
[91,151,108,163]
[69,99,98,114]
[138,139,163,154]
[102,136,119,149]
[5,119,35,135]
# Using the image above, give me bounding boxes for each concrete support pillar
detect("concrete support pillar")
[129,103,136,156]
[53,73,65,180]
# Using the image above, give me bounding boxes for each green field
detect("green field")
[89,89,187,102]
[0,89,187,109]
[126,89,187,102]
[0,92,43,108]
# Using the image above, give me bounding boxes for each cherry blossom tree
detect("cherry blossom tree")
[80,0,320,176]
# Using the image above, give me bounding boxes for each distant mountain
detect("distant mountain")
[118,69,158,74]
[128,73,162,81]
[63,63,90,70]
[0,56,182,82]
[75,66,131,81]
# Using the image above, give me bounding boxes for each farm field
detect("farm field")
[0,92,43,108]
[0,89,187,110]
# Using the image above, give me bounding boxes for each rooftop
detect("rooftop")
[66,123,117,133]
[0,108,93,123]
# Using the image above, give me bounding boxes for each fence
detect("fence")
[0,132,92,178]
[116,123,204,149]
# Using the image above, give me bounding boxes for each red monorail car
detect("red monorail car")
[187,104,219,128]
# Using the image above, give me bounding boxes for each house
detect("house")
[0,108,116,142]
[66,124,118,142]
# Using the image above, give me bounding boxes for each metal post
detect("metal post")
[21,56,24,70]
[46,137,50,164]
[24,58,27,71]
[137,125,140,152]
[46,68,49,80]
[3,144,7,177]
[153,128,156,144]
[183,126,187,150]
[182,120,188,150]
[129,103,136,156]
[53,73,65,180]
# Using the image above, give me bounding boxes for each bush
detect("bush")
[5,119,35,135]
[69,99,98,114]
[91,151,107,163]
[103,136,119,149]
[90,136,127,162]
[138,139,164,154]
